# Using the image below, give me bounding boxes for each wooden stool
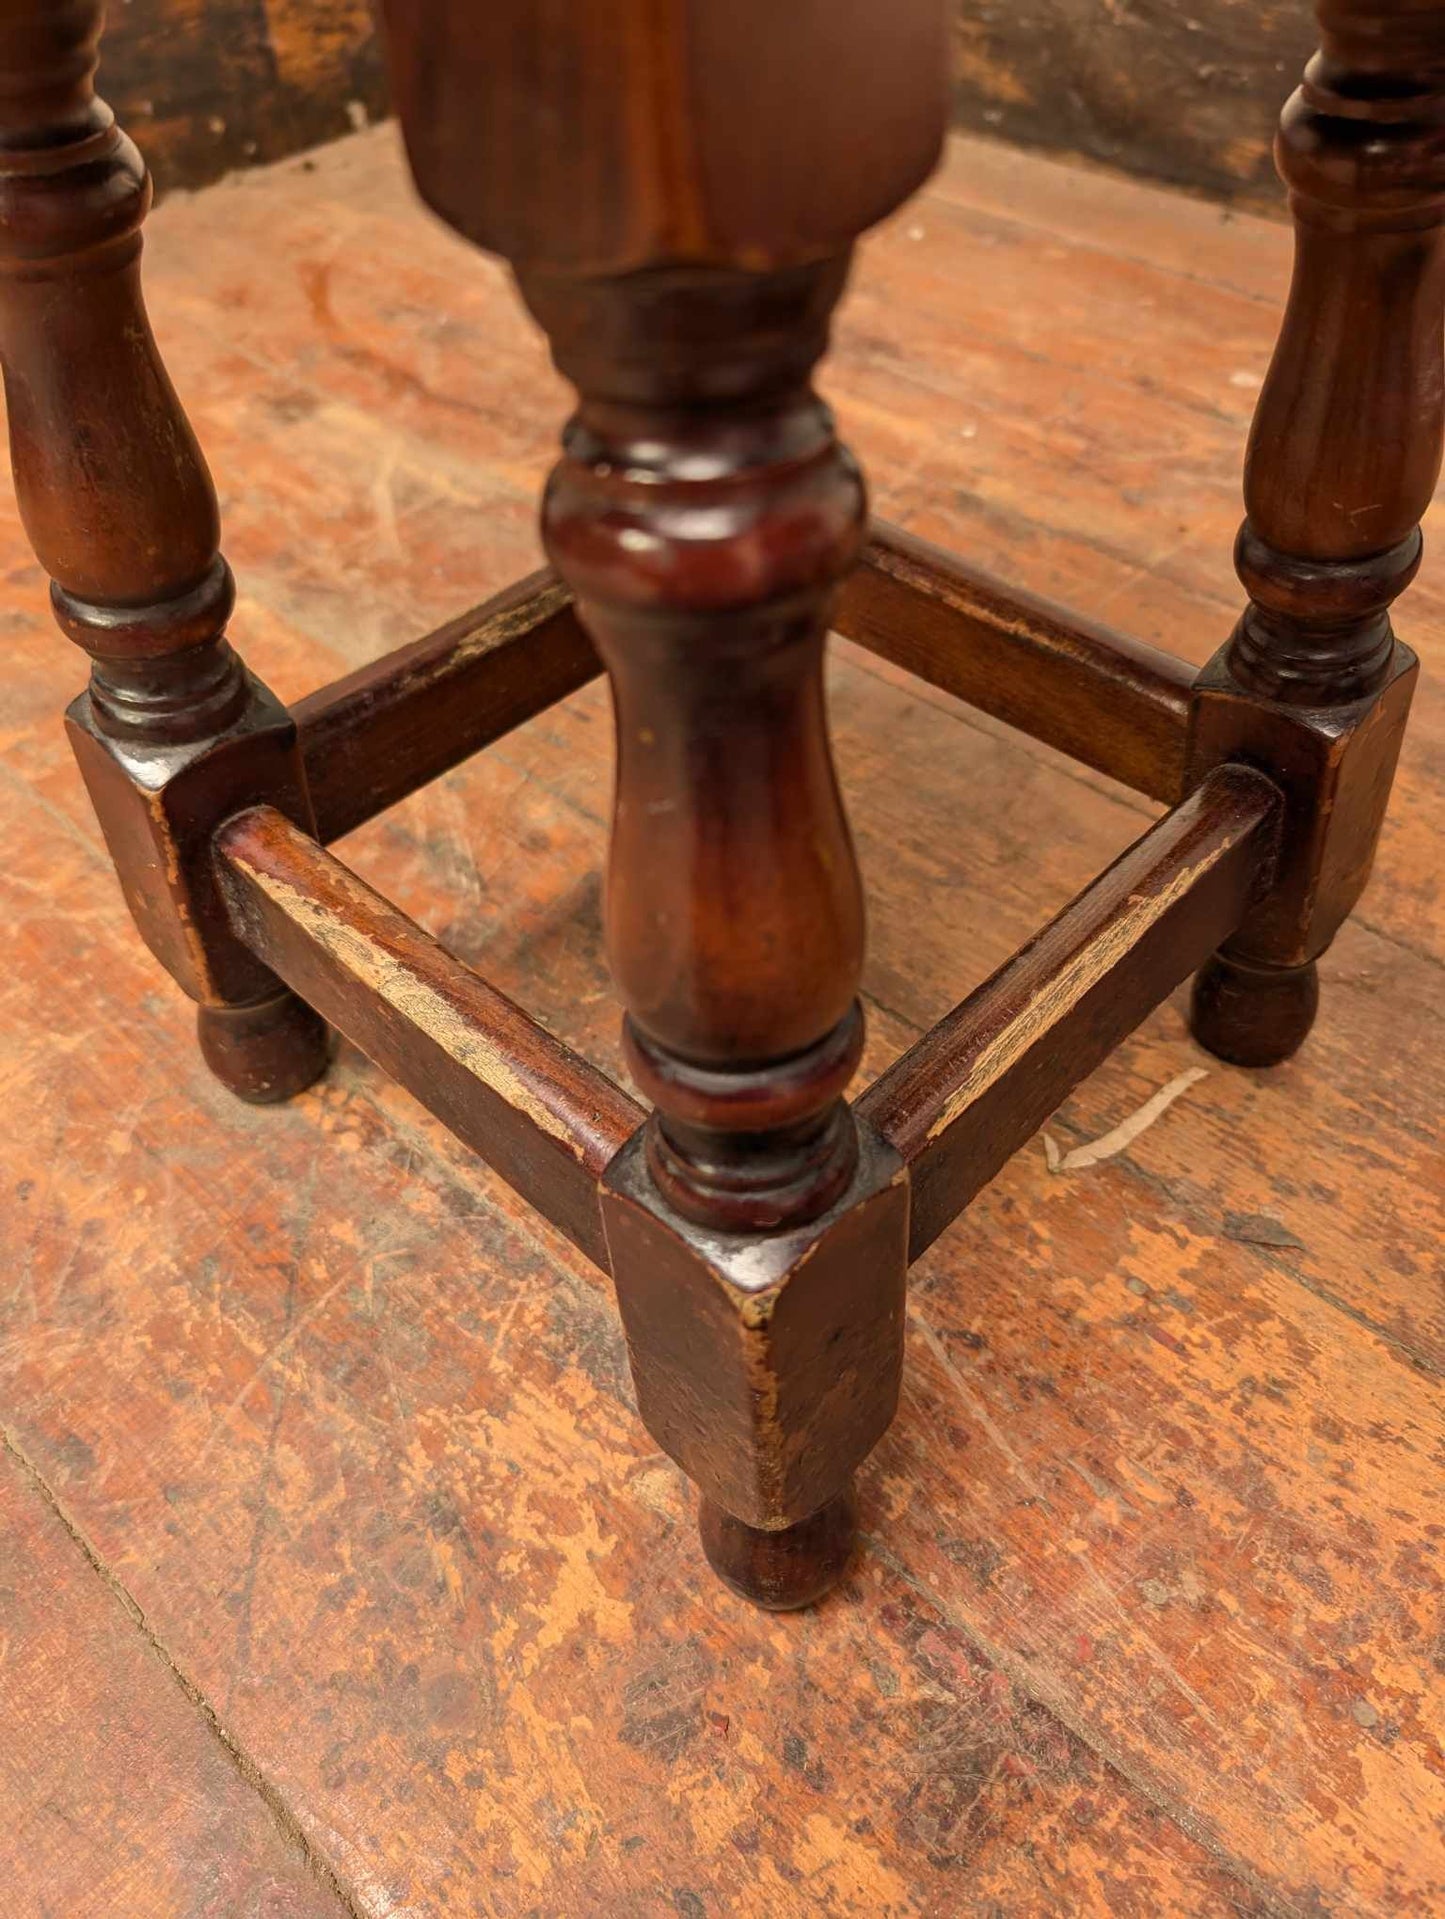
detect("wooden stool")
[0,2,1435,1609]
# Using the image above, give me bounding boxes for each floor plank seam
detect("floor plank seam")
[1349,905,1445,981]
[1054,1133,1445,1382]
[865,1535,1304,1919]
[0,1425,365,1919]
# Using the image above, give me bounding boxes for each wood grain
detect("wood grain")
[951,0,1315,208]
[98,0,1313,209]
[1,122,1441,1912]
[0,1442,343,1918]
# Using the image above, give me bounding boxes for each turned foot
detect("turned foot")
[1190,952,1319,1069]
[698,1482,858,1611]
[197,990,330,1103]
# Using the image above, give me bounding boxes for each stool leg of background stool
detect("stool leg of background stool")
[0,1,328,1102]
[1189,2,1442,1068]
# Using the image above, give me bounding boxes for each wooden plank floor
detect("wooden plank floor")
[3,125,1443,1917]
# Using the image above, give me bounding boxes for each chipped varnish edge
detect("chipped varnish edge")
[215,804,643,1267]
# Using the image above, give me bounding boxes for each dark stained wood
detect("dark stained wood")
[293,569,600,845]
[1,112,1442,1919]
[382,0,949,275]
[297,519,1191,847]
[1187,1,1442,1064]
[0,0,328,1102]
[860,766,1279,1260]
[1188,948,1319,1068]
[600,1126,910,1534]
[839,522,1195,801]
[698,1480,859,1612]
[952,0,1314,209]
[216,804,642,1269]
[98,0,387,198]
[0,0,1424,1634]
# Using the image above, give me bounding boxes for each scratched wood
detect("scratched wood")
[2,124,1443,1913]
[0,1443,344,1918]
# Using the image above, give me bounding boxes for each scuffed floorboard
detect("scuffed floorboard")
[1,125,1441,1915]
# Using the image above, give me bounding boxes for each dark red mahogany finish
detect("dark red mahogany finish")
[0,0,328,1101]
[1188,0,1443,1064]
[0,0,1429,1607]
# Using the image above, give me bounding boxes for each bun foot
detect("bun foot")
[1190,952,1318,1069]
[197,990,330,1103]
[698,1482,858,1611]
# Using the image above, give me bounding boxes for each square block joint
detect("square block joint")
[602,1123,909,1531]
[66,672,316,1007]
[1186,641,1418,967]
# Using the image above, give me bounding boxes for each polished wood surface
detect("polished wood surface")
[2,118,1442,1918]
[381,0,949,274]
[1188,0,1443,1064]
[369,0,954,1593]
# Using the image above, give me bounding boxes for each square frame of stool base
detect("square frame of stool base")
[63,529,1391,1609]
[0,0,1432,1608]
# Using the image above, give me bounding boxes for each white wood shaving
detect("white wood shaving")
[1043,1068,1209,1176]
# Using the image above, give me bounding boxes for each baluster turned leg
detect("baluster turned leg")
[1190,2,1443,1066]
[0,2,327,1100]
[525,263,888,1608]
[381,0,949,1604]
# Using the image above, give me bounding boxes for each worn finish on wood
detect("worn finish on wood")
[861,767,1280,1261]
[0,1444,345,1918]
[0,0,328,1104]
[1,0,1425,1643]
[298,511,1191,850]
[840,523,1195,802]
[94,0,386,198]
[1188,1,1441,1066]
[217,804,642,1269]
[2,119,1442,1918]
[952,0,1314,208]
[294,569,600,845]
[601,1126,909,1533]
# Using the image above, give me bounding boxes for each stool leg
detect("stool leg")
[0,3,327,1101]
[1188,4,1441,1067]
[376,0,947,1603]
[524,262,903,1609]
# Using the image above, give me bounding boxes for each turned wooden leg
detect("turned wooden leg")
[0,2,328,1102]
[380,0,948,1603]
[529,262,915,1608]
[1188,3,1440,1067]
